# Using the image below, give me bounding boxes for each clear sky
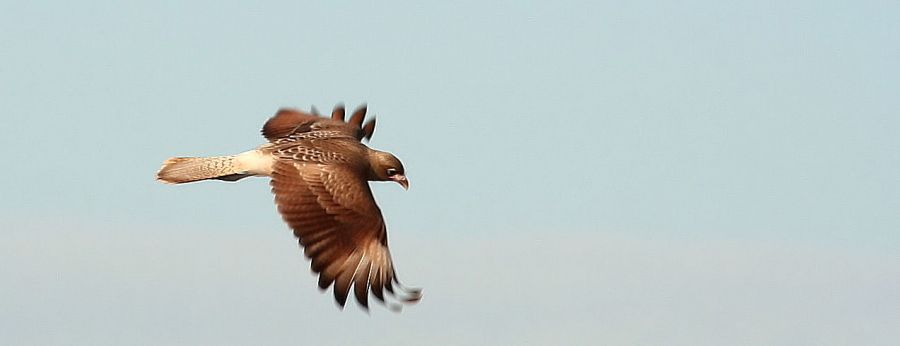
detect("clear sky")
[1,1,897,345]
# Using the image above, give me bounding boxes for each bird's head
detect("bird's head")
[369,150,408,190]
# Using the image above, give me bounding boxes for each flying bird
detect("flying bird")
[156,104,421,311]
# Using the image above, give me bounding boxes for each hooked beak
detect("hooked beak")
[391,174,409,190]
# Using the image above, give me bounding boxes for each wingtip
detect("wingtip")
[392,277,423,305]
[335,292,349,309]
[349,104,367,127]
[362,117,376,141]
[331,103,346,121]
[317,275,333,291]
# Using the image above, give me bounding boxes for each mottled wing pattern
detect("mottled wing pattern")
[270,160,421,310]
[261,105,376,142]
[330,104,375,140]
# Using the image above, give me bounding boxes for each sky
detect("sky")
[0,1,897,345]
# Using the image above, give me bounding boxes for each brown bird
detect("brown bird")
[156,104,421,311]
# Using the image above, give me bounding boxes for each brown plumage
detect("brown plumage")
[157,104,420,311]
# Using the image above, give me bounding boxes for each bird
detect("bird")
[156,104,421,311]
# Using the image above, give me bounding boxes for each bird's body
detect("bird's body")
[157,105,420,311]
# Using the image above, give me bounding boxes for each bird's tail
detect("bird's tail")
[156,156,251,184]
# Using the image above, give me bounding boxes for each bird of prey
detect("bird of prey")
[156,104,421,311]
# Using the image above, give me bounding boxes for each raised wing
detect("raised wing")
[270,160,421,310]
[261,104,376,142]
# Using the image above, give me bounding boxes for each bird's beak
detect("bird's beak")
[391,175,409,190]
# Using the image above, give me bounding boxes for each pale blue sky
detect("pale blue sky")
[1,1,897,345]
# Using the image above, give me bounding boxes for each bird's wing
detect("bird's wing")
[261,105,375,142]
[270,160,420,310]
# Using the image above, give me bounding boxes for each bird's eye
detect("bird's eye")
[386,168,397,176]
